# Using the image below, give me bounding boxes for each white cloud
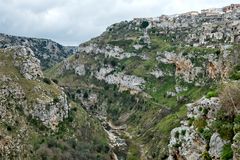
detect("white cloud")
[0,0,239,45]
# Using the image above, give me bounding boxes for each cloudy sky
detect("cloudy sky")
[0,0,239,46]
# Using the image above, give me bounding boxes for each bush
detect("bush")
[141,21,149,29]
[53,97,60,103]
[201,151,212,160]
[203,108,209,116]
[234,114,240,133]
[181,130,186,136]
[201,128,213,142]
[110,59,117,67]
[212,120,234,141]
[206,91,218,99]
[230,65,240,80]
[174,131,180,138]
[43,78,51,85]
[230,72,240,80]
[83,92,89,99]
[221,144,233,160]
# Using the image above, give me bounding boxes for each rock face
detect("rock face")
[209,133,227,158]
[31,91,69,130]
[0,33,77,69]
[79,43,136,60]
[187,97,221,121]
[75,64,86,76]
[96,67,146,94]
[157,51,231,84]
[9,46,43,80]
[168,126,206,160]
[150,69,164,78]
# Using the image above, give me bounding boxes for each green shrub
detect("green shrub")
[206,91,218,98]
[220,144,233,160]
[201,128,213,142]
[188,117,195,126]
[174,131,180,138]
[234,114,240,133]
[212,120,234,141]
[76,89,81,94]
[181,130,186,136]
[229,72,240,80]
[83,92,89,99]
[110,59,117,67]
[141,21,149,29]
[203,108,209,116]
[229,65,240,80]
[53,97,60,103]
[43,78,51,85]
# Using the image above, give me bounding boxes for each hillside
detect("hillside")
[0,33,77,69]
[0,3,240,160]
[0,47,110,159]
[45,4,240,160]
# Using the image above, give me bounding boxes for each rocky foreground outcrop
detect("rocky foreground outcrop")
[168,97,239,160]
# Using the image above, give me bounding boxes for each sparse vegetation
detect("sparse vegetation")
[219,83,240,119]
[221,144,233,160]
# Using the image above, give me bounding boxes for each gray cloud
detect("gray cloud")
[0,0,239,45]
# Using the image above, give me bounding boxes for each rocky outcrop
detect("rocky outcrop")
[96,67,145,94]
[31,91,69,130]
[157,50,231,84]
[168,97,225,160]
[157,51,202,83]
[150,69,164,78]
[79,43,136,59]
[168,126,206,160]
[187,97,221,122]
[209,133,228,158]
[75,64,86,76]
[8,46,43,80]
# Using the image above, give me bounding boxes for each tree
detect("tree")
[141,21,149,29]
[83,92,89,99]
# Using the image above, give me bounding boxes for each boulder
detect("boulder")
[232,133,240,160]
[209,132,228,159]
